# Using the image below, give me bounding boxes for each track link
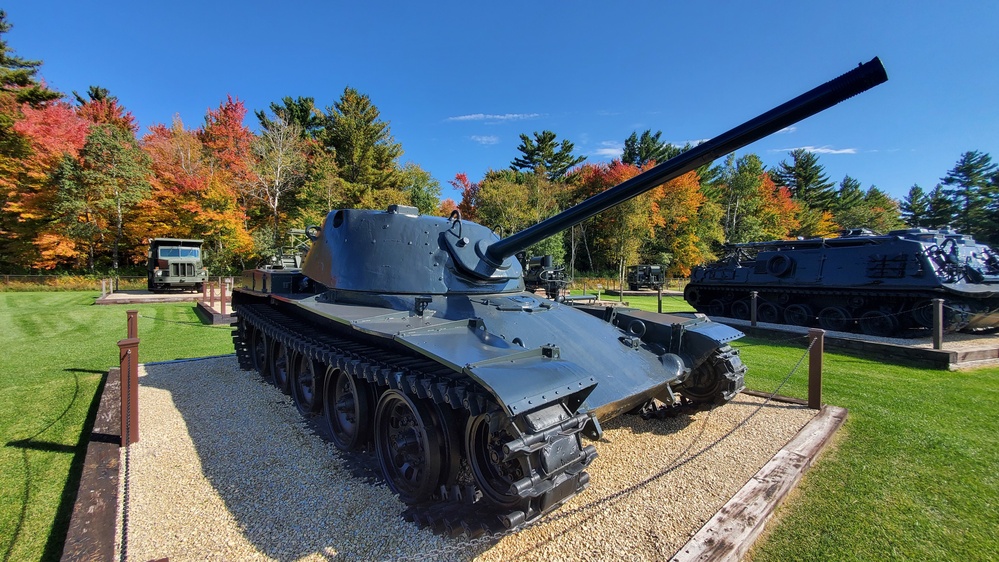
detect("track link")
[233,301,595,537]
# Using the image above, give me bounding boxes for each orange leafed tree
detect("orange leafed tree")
[651,170,714,277]
[753,174,800,240]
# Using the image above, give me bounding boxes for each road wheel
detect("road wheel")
[818,307,852,332]
[270,340,292,394]
[323,367,372,451]
[374,390,444,503]
[859,310,899,337]
[291,353,322,416]
[784,304,813,327]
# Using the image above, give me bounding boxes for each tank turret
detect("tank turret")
[303,58,888,293]
[232,58,887,535]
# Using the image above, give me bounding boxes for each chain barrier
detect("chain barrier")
[119,350,132,562]
[384,341,814,562]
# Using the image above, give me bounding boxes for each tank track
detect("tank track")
[232,301,596,538]
[685,284,963,334]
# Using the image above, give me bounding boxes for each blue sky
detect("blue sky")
[5,1,997,203]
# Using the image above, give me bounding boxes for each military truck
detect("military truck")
[627,264,665,291]
[146,238,208,292]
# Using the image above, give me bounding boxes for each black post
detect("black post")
[932,298,944,350]
[808,329,825,410]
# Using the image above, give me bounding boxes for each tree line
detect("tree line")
[1,11,996,278]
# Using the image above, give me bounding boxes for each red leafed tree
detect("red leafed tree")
[77,97,137,133]
[7,101,90,268]
[74,86,137,133]
[450,173,479,221]
[194,96,255,272]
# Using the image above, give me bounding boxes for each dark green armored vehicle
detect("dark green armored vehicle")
[146,238,208,292]
[627,264,665,291]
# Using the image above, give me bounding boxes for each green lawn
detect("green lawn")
[0,292,235,562]
[1,291,996,561]
[736,336,998,561]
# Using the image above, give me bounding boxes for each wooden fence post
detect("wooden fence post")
[126,310,138,340]
[220,277,227,316]
[808,328,824,410]
[117,338,139,446]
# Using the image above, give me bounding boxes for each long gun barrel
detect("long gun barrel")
[483,57,888,264]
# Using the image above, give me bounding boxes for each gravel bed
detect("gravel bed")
[117,356,817,561]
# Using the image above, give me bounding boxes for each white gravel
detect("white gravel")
[117,356,817,561]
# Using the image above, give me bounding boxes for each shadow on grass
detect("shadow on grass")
[2,370,106,562]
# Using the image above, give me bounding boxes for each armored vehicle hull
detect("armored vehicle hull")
[684,228,999,336]
[230,58,887,535]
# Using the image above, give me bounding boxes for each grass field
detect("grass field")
[0,292,235,562]
[1,291,996,560]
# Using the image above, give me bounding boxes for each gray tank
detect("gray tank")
[685,228,999,336]
[230,57,887,536]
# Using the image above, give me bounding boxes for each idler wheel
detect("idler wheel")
[859,309,899,337]
[784,304,813,327]
[818,307,852,332]
[324,367,372,451]
[757,302,782,324]
[251,328,270,378]
[466,413,531,509]
[291,353,322,416]
[374,390,444,503]
[269,340,292,394]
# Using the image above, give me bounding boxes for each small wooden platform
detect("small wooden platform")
[195,300,236,325]
[671,404,847,562]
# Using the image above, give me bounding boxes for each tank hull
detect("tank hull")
[685,229,999,336]
[232,281,746,533]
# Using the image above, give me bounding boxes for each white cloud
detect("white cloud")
[470,135,499,145]
[593,147,623,158]
[770,145,858,155]
[446,113,541,122]
[777,126,797,134]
